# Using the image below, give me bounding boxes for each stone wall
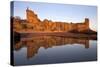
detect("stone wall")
[13,8,90,32]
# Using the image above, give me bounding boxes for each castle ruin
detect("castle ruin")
[13,8,90,32]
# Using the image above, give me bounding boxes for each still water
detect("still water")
[13,36,97,66]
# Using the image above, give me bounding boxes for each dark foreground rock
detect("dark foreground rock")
[20,32,97,40]
[13,32,20,43]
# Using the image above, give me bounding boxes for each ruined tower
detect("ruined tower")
[26,8,40,23]
[84,18,89,30]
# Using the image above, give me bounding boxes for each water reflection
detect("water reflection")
[14,36,90,59]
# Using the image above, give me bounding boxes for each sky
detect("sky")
[12,1,97,31]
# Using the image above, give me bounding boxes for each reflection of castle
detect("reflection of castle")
[14,36,89,59]
[13,8,89,32]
